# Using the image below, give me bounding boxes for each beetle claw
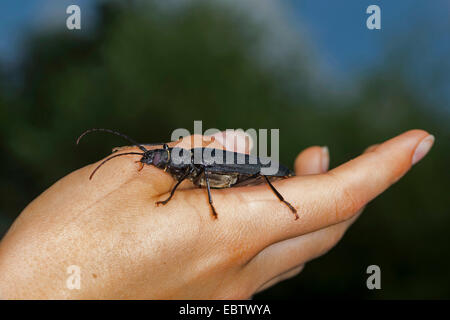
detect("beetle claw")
[156,200,167,206]
[135,161,144,172]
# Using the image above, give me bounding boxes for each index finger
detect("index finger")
[225,130,434,245]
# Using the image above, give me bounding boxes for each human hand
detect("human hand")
[0,129,434,299]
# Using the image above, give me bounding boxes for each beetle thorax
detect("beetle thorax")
[142,149,170,169]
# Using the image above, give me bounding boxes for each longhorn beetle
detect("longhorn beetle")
[77,128,298,219]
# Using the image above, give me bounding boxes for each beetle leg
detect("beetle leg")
[156,167,194,206]
[263,176,298,220]
[192,169,203,186]
[204,169,218,219]
[135,160,144,172]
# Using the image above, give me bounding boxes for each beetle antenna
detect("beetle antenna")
[77,128,148,152]
[89,152,144,180]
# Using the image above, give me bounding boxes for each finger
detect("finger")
[211,130,254,154]
[245,217,354,290]
[224,130,434,248]
[245,145,377,283]
[294,146,329,175]
[253,265,304,294]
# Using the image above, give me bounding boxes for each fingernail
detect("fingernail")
[412,135,434,165]
[211,131,253,153]
[321,146,329,172]
[210,132,226,145]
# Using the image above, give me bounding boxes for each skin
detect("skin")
[0,129,434,299]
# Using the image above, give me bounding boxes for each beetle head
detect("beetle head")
[142,144,170,169]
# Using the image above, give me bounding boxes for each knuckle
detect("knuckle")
[326,171,364,222]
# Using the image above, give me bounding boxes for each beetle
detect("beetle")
[77,128,298,219]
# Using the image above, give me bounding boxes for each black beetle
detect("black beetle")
[77,128,297,219]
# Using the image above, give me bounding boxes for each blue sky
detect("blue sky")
[286,0,448,73]
[0,0,96,66]
[0,0,448,109]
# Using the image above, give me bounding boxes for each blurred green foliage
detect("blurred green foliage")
[0,1,449,299]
